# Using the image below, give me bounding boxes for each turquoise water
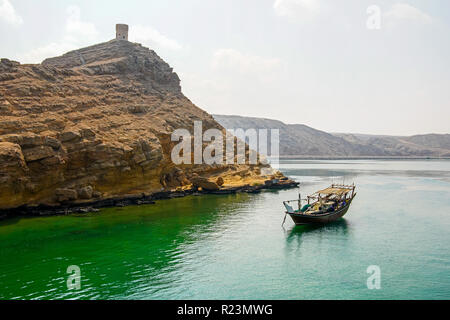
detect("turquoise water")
[0,160,449,299]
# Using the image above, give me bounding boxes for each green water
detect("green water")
[0,160,449,299]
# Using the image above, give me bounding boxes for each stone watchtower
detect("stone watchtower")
[116,24,129,41]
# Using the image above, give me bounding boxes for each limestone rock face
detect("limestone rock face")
[191,177,220,191]
[78,186,93,199]
[0,41,275,210]
[216,177,224,186]
[55,188,78,202]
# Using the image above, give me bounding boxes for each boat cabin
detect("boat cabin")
[284,184,355,215]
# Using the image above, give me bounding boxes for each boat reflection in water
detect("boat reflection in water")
[284,219,351,252]
[287,219,350,237]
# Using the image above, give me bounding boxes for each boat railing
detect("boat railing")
[283,199,308,203]
[331,183,355,189]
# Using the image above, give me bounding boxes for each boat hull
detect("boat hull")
[288,197,355,225]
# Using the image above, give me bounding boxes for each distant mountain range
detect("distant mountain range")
[213,115,450,158]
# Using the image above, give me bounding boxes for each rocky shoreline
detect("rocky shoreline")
[0,179,299,220]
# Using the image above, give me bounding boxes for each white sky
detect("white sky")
[1,0,449,135]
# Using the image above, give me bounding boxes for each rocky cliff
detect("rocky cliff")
[0,40,285,211]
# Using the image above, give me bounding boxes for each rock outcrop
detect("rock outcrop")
[191,176,220,191]
[0,41,286,211]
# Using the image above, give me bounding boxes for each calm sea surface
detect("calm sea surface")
[0,160,449,299]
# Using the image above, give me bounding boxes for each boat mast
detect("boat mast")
[298,191,301,210]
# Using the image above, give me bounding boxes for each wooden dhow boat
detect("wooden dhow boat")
[283,184,356,225]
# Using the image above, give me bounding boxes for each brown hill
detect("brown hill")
[214,115,450,157]
[0,40,281,210]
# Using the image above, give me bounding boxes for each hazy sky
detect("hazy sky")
[1,0,449,135]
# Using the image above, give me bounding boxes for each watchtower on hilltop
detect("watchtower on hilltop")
[116,24,129,41]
